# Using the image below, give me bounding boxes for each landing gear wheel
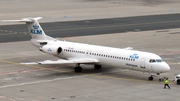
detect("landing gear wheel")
[148,76,153,81]
[177,80,180,85]
[94,65,102,70]
[159,78,164,82]
[74,66,82,72]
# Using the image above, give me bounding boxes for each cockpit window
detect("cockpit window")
[156,59,163,62]
[149,59,156,63]
[149,59,163,63]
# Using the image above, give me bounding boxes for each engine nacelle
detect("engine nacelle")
[39,45,62,55]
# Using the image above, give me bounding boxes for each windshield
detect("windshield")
[149,59,163,63]
[156,59,163,62]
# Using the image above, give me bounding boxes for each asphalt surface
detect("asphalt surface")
[0,29,180,101]
[1,13,180,43]
[1,0,180,101]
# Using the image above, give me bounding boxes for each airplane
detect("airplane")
[2,17,170,81]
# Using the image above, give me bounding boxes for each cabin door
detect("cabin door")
[140,58,145,68]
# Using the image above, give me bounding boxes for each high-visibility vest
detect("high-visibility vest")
[165,80,169,84]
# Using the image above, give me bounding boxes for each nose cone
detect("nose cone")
[162,62,170,72]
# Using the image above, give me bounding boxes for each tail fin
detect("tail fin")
[2,17,53,41]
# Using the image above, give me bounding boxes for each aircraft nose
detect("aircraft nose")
[162,62,170,72]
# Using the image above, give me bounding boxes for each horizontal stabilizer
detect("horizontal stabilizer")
[2,17,42,23]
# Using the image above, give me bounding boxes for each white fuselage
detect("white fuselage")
[33,40,170,74]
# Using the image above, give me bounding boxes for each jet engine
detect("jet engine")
[39,45,63,55]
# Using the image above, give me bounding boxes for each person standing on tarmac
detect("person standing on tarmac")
[164,77,170,89]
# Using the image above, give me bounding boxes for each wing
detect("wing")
[123,47,133,50]
[21,58,99,65]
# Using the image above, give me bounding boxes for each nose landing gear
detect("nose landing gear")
[148,73,164,81]
[148,76,153,81]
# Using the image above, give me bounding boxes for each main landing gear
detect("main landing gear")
[94,64,102,70]
[74,63,82,72]
[74,64,102,72]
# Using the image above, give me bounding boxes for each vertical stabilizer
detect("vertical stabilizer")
[2,17,52,41]
[26,17,47,40]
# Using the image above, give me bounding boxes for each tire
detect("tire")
[148,76,153,81]
[159,78,164,82]
[94,65,102,70]
[177,79,180,85]
[74,66,82,72]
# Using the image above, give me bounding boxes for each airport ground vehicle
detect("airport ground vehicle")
[175,74,180,85]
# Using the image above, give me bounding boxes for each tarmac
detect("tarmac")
[0,29,180,101]
[1,0,180,25]
[0,0,180,101]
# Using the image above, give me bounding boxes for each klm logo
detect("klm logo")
[30,25,42,35]
[129,54,139,59]
[47,48,52,52]
[33,25,39,29]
